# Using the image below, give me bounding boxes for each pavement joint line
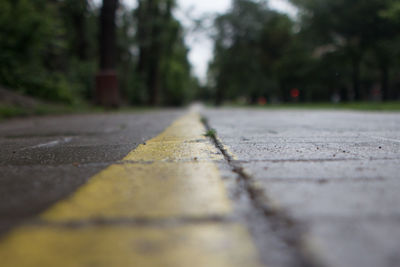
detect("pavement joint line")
[117,159,226,164]
[235,141,392,144]
[21,215,237,229]
[201,115,324,267]
[256,177,387,183]
[289,214,400,222]
[0,111,263,267]
[232,157,400,163]
[233,158,364,163]
[367,135,400,143]
[0,159,229,167]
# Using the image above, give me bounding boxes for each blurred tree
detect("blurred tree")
[60,0,98,99]
[135,0,195,106]
[0,0,102,103]
[95,0,119,107]
[99,0,118,70]
[209,0,295,104]
[61,0,89,61]
[208,0,400,104]
[0,0,196,107]
[0,0,76,103]
[291,0,400,101]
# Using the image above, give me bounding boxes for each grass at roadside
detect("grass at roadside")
[0,103,162,121]
[227,101,400,111]
[0,105,30,118]
[3,101,399,121]
[0,103,103,120]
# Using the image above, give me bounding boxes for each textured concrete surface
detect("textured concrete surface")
[204,108,400,267]
[0,112,263,267]
[1,108,399,267]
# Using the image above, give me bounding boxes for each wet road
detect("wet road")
[0,111,183,234]
[204,108,400,267]
[0,108,399,267]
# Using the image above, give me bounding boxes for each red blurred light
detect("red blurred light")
[290,88,300,98]
[258,97,267,105]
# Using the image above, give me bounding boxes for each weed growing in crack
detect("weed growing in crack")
[204,129,217,138]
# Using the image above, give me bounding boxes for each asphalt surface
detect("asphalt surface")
[0,110,183,235]
[203,108,400,267]
[0,108,399,267]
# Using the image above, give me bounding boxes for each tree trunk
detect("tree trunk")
[380,64,389,101]
[215,87,224,106]
[137,0,162,106]
[74,13,87,61]
[147,0,162,106]
[99,0,118,70]
[96,0,119,107]
[136,0,149,76]
[352,57,361,101]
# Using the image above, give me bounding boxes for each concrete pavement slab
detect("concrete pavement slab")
[257,178,400,218]
[307,219,400,267]
[204,108,400,267]
[242,159,400,181]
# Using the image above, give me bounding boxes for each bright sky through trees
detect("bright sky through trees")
[94,0,297,82]
[175,0,297,82]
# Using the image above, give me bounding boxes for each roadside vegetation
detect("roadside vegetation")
[0,0,198,109]
[227,102,400,111]
[1,0,399,118]
[206,0,400,105]
[204,129,217,138]
[0,103,100,120]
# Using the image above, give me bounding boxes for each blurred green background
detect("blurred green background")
[1,0,400,116]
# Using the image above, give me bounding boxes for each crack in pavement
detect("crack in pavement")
[201,116,324,267]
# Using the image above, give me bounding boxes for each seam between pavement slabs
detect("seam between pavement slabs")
[26,215,236,229]
[201,116,325,267]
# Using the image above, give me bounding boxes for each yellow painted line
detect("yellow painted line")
[0,112,263,267]
[124,112,223,162]
[0,224,259,267]
[41,162,231,221]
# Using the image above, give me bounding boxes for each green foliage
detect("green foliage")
[133,0,197,106]
[0,0,98,104]
[209,0,297,104]
[208,0,400,104]
[291,0,400,101]
[204,129,217,138]
[0,0,196,107]
[230,101,400,111]
[0,105,29,119]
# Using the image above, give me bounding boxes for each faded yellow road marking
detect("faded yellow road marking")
[1,224,259,267]
[0,112,263,267]
[42,162,230,221]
